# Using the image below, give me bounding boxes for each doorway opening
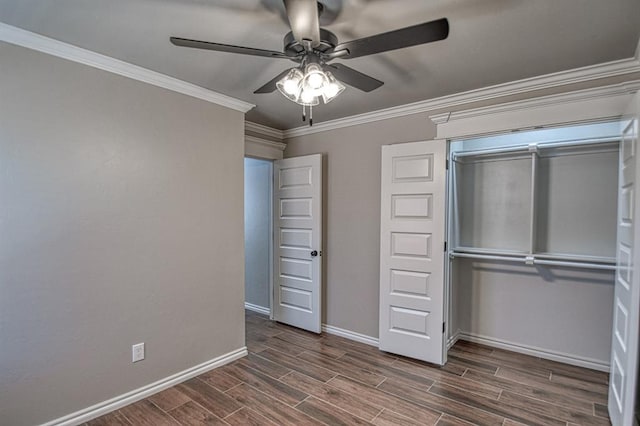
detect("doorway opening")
[244,157,273,317]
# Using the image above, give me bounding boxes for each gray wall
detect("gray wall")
[244,158,272,309]
[0,42,245,425]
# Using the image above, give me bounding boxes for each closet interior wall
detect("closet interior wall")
[448,122,620,369]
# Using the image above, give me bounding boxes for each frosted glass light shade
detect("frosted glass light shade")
[321,71,346,103]
[299,88,320,106]
[276,68,303,102]
[302,63,327,93]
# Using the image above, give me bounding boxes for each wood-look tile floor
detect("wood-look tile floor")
[87,310,611,425]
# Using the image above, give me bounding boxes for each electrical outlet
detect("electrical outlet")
[132,343,145,363]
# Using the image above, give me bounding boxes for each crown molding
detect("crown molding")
[430,80,640,140]
[283,40,640,138]
[245,135,286,151]
[430,80,640,124]
[245,121,285,141]
[0,22,255,113]
[245,134,286,160]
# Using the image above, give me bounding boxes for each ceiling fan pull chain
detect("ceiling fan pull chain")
[302,104,306,122]
[310,105,313,126]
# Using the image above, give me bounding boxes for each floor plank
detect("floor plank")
[296,396,374,425]
[298,350,386,387]
[147,387,191,412]
[197,369,242,393]
[497,366,608,405]
[450,348,552,378]
[225,383,322,426]
[372,409,426,426]
[498,390,610,426]
[167,401,228,426]
[429,383,565,426]
[119,400,179,426]
[274,331,347,358]
[389,357,502,399]
[374,377,504,426]
[255,348,336,382]
[327,375,445,425]
[463,368,594,414]
[175,378,241,419]
[435,413,477,426]
[236,352,292,379]
[280,371,383,421]
[223,407,278,426]
[220,364,308,406]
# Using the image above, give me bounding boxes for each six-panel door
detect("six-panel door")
[609,92,640,425]
[273,154,322,333]
[379,140,447,364]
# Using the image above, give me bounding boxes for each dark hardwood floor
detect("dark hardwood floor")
[87,310,611,425]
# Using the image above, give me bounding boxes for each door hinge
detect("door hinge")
[446,159,449,170]
[444,241,447,252]
[443,322,446,333]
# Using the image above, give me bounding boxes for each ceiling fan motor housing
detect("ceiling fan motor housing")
[283,28,338,58]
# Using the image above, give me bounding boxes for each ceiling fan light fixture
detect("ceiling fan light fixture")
[276,68,304,101]
[299,88,320,106]
[303,63,326,90]
[321,71,345,103]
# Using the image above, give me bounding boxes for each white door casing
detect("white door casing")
[609,91,640,425]
[379,140,447,364]
[273,154,322,333]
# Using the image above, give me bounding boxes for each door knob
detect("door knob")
[311,250,318,257]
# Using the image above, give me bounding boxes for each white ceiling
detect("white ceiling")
[1,0,639,130]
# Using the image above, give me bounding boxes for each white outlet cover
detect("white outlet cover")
[132,342,145,363]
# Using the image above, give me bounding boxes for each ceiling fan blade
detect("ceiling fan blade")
[325,63,383,92]
[170,37,290,59]
[333,18,449,59]
[254,69,293,94]
[283,0,321,47]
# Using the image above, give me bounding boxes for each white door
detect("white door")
[610,91,640,425]
[273,154,322,333]
[379,140,447,364]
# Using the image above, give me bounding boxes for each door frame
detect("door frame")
[243,156,275,319]
[242,135,287,320]
[244,132,286,320]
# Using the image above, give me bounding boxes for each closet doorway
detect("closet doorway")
[244,157,273,317]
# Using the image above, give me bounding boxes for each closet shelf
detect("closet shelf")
[450,250,616,271]
[452,137,620,160]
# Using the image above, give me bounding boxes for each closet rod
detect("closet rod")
[533,259,617,271]
[450,252,618,271]
[452,136,620,159]
[450,252,526,263]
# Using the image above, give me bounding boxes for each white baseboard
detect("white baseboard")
[457,332,610,372]
[322,324,379,347]
[447,329,462,350]
[42,347,248,426]
[244,302,270,316]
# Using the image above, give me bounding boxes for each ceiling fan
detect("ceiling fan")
[170,0,449,124]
